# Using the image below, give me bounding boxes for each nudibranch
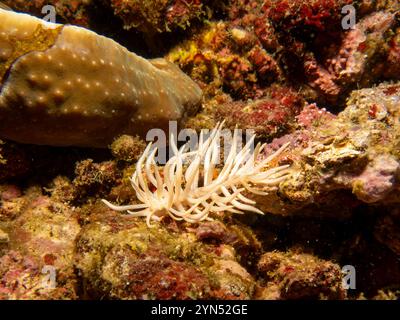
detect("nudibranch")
[103,123,291,227]
[0,8,202,147]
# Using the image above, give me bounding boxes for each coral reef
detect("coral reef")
[75,205,255,299]
[110,135,147,163]
[383,26,400,80]
[256,248,346,300]
[302,11,396,105]
[0,8,202,147]
[253,82,400,217]
[169,0,399,109]
[262,0,353,38]
[0,250,77,299]
[73,160,121,200]
[215,86,304,139]
[0,185,24,221]
[0,0,399,301]
[8,196,80,283]
[110,0,207,34]
[167,21,283,100]
[0,186,80,299]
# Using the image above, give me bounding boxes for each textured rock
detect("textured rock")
[0,188,80,299]
[0,9,202,147]
[301,11,396,104]
[253,82,400,217]
[75,204,255,299]
[110,0,206,34]
[0,228,8,244]
[9,195,81,273]
[215,86,304,139]
[256,249,346,300]
[72,159,121,200]
[263,0,352,34]
[167,21,282,100]
[110,134,147,163]
[1,0,400,301]
[0,250,77,300]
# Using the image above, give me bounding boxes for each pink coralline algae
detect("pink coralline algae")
[353,155,399,203]
[263,0,353,33]
[384,28,400,80]
[215,86,304,139]
[253,82,400,217]
[227,0,279,50]
[223,0,399,106]
[0,250,77,300]
[9,196,80,272]
[295,103,335,129]
[75,205,255,299]
[248,46,281,83]
[167,0,399,109]
[303,11,396,104]
[167,19,283,100]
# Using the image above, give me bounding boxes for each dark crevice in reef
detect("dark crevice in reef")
[236,203,400,298]
[5,145,111,188]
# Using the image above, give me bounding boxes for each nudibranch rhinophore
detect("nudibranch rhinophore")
[0,9,202,147]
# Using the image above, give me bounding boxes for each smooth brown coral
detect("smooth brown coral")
[0,9,202,147]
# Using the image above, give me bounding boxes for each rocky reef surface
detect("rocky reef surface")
[0,0,400,300]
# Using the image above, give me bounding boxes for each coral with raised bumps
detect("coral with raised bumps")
[0,8,202,147]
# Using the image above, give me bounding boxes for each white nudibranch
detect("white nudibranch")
[102,123,291,227]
